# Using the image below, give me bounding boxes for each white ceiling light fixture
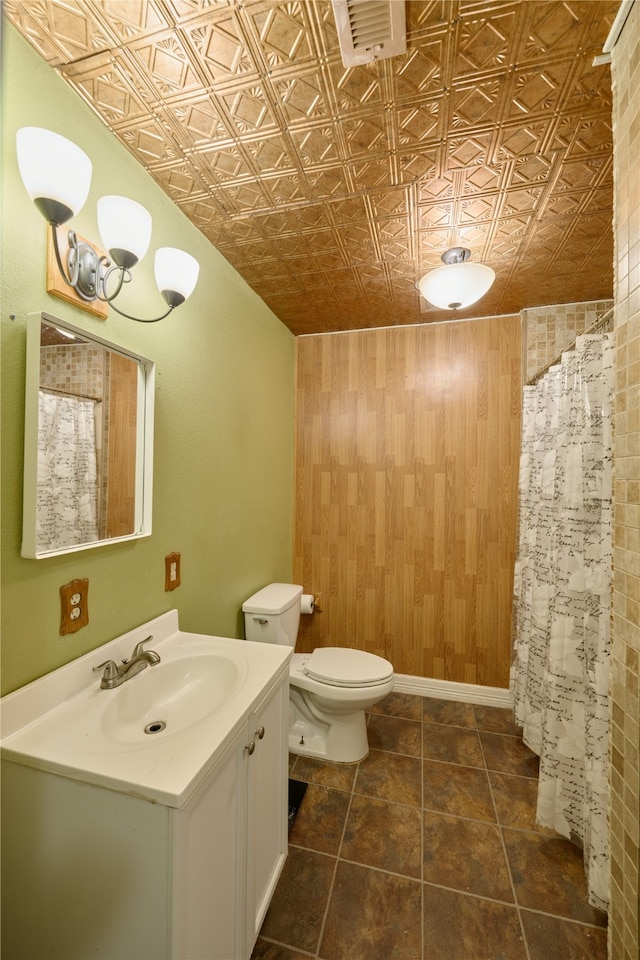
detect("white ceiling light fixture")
[16,127,199,323]
[331,0,406,67]
[417,248,496,311]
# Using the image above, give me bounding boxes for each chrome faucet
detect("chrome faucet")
[93,636,161,689]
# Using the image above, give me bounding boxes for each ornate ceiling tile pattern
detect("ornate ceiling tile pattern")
[5,0,618,335]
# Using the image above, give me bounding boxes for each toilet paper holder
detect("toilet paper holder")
[301,594,315,615]
[301,593,322,614]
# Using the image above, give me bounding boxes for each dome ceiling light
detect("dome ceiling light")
[417,248,495,311]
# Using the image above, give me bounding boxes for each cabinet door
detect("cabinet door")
[245,675,288,953]
[173,729,246,960]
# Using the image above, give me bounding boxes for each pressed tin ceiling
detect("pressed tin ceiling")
[5,0,618,336]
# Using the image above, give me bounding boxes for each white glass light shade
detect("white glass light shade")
[154,247,200,304]
[418,261,495,310]
[16,127,92,224]
[97,195,152,267]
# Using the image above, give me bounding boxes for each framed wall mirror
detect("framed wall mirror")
[21,312,155,559]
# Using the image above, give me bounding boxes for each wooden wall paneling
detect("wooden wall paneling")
[293,314,522,689]
[105,352,138,539]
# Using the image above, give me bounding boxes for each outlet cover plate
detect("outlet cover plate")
[60,578,89,635]
[165,552,181,591]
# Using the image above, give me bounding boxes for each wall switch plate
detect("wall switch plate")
[60,579,89,635]
[165,552,181,591]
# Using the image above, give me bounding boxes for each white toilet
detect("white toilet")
[243,582,394,763]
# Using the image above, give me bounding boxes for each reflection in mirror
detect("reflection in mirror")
[22,313,155,558]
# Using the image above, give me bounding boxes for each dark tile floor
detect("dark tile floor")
[251,693,608,960]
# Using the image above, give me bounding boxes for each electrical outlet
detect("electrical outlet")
[60,579,89,635]
[165,552,181,591]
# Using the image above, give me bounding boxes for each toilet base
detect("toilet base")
[288,692,369,763]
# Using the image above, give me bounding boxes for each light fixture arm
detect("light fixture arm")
[73,233,112,302]
[52,223,180,322]
[47,225,113,303]
[97,259,128,302]
[105,300,177,324]
[65,229,118,303]
[49,224,81,290]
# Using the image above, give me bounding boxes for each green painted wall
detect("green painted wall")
[1,25,295,696]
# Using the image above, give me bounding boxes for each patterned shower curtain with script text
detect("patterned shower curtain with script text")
[37,390,99,551]
[511,334,613,912]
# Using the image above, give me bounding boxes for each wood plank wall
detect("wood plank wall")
[293,315,522,689]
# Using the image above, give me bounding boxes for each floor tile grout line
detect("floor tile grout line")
[518,904,609,929]
[258,934,315,958]
[479,705,534,960]
[422,877,523,909]
[311,753,361,960]
[426,756,539,783]
[325,852,424,885]
[486,767,539,782]
[350,788,422,810]
[478,704,533,959]
[487,764,531,960]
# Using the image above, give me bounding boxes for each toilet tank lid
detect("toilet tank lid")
[242,582,303,615]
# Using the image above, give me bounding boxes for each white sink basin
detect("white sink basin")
[101,653,246,743]
[0,610,292,807]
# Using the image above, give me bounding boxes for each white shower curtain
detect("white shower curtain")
[37,390,99,550]
[511,333,613,912]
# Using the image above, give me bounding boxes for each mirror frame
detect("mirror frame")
[21,312,155,559]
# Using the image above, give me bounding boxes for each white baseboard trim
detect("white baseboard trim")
[392,673,513,709]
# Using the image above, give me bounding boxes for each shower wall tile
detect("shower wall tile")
[523,299,614,382]
[40,344,106,398]
[611,6,640,959]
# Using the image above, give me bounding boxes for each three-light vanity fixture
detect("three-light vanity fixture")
[16,127,200,323]
[417,247,496,311]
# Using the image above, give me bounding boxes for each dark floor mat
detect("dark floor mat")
[288,778,308,832]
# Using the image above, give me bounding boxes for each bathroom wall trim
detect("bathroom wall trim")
[393,673,513,709]
[296,311,520,339]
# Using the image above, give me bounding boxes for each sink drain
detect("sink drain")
[144,720,166,735]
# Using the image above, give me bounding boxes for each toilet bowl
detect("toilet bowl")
[242,583,394,763]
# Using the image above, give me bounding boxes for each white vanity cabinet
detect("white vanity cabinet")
[245,676,289,948]
[174,673,288,960]
[0,616,291,960]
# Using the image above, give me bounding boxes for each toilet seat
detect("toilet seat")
[302,647,393,688]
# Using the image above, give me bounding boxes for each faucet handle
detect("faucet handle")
[92,659,119,680]
[131,635,155,658]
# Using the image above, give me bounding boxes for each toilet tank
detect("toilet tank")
[242,583,303,646]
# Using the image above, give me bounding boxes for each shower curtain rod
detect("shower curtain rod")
[527,305,615,386]
[40,386,102,403]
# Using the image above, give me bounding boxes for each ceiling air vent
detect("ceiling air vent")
[331,0,407,67]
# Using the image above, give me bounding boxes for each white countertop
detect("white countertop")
[0,611,291,807]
